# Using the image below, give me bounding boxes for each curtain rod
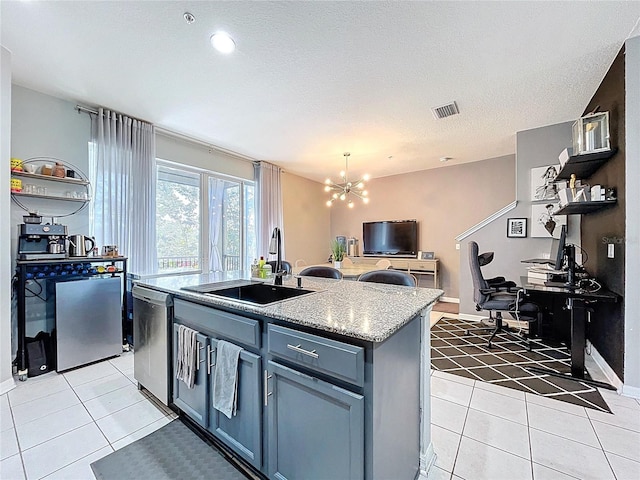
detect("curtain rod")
[76,104,259,165]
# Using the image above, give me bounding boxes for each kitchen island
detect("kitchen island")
[136,271,442,480]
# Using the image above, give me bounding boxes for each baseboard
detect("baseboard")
[622,384,640,399]
[0,377,16,395]
[419,441,437,479]
[458,312,485,322]
[439,296,459,304]
[586,340,623,392]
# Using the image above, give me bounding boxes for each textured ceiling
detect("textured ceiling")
[2,1,639,182]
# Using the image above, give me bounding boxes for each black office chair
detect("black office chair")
[467,241,540,349]
[299,266,343,279]
[267,260,292,275]
[357,269,417,286]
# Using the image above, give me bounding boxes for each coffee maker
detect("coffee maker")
[18,218,68,260]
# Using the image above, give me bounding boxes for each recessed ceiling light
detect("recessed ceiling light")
[440,156,452,162]
[210,32,236,54]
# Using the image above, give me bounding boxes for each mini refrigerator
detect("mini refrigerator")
[55,277,122,371]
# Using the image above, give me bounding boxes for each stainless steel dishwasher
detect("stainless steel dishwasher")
[133,285,173,406]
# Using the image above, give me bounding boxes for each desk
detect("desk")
[520,277,618,389]
[292,263,380,280]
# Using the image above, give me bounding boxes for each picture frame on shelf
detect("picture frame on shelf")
[420,251,435,260]
[507,218,527,238]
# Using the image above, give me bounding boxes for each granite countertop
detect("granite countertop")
[136,271,443,343]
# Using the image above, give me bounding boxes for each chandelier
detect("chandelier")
[324,152,370,208]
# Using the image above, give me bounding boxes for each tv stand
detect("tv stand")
[351,256,439,288]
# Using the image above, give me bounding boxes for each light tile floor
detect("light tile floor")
[1,344,639,479]
[0,352,176,480]
[426,369,640,480]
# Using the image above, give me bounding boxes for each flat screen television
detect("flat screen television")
[362,220,418,257]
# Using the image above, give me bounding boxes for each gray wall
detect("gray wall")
[10,86,92,253]
[9,87,93,338]
[624,35,640,396]
[459,122,580,316]
[1,47,14,393]
[330,155,516,298]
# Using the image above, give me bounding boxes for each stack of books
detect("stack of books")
[527,266,566,285]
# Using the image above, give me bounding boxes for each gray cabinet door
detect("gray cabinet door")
[267,361,364,480]
[208,338,262,469]
[172,324,208,427]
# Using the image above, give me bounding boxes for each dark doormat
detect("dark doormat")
[431,317,611,413]
[91,419,251,480]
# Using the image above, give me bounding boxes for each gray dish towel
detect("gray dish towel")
[212,340,243,419]
[176,325,198,389]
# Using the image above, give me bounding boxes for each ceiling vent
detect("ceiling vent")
[431,101,459,119]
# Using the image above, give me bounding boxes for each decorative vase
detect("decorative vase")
[334,261,342,269]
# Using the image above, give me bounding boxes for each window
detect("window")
[156,165,201,273]
[156,161,256,275]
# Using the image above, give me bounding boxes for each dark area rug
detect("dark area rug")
[91,420,250,480]
[431,317,611,412]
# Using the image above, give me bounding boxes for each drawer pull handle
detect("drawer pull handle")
[286,343,319,359]
[196,342,204,369]
[264,370,273,406]
[207,346,216,374]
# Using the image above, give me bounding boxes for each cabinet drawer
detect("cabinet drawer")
[174,299,260,348]
[390,259,410,270]
[412,261,436,272]
[267,324,364,386]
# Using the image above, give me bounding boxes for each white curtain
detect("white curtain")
[254,162,284,260]
[90,108,157,275]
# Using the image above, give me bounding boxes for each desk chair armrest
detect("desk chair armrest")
[480,284,520,295]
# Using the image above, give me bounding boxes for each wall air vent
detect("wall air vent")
[431,101,459,119]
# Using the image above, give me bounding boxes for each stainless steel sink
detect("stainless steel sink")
[182,281,315,305]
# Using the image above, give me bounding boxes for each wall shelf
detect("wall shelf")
[11,170,89,185]
[12,191,90,203]
[555,148,618,180]
[554,200,616,215]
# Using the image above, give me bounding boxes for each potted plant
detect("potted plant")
[331,240,346,269]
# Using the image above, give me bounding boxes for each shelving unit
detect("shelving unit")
[555,200,616,215]
[10,157,91,217]
[11,170,89,185]
[552,147,618,215]
[555,148,618,180]
[15,256,128,380]
[12,191,90,202]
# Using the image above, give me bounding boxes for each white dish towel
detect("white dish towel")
[175,325,198,389]
[212,340,243,419]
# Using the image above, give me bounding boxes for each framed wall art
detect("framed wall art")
[507,218,527,238]
[531,164,559,201]
[531,202,566,238]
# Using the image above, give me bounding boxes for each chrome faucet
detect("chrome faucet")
[269,227,284,286]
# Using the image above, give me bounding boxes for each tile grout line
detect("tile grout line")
[6,386,29,480]
[583,413,619,480]
[525,392,535,479]
[448,381,474,478]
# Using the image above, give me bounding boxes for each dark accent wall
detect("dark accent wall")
[581,47,625,379]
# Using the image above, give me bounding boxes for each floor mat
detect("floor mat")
[431,317,611,412]
[91,420,250,480]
